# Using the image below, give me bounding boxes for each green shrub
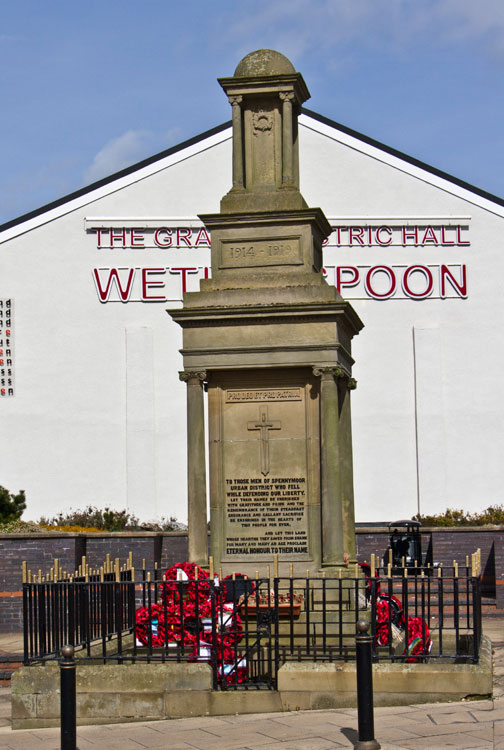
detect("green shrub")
[0,519,40,533]
[0,486,26,523]
[39,505,183,532]
[414,505,504,527]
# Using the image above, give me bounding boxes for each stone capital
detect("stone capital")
[312,365,345,381]
[228,95,243,106]
[179,370,207,385]
[279,91,295,102]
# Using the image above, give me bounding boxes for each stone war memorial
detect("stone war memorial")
[170,49,363,576]
[12,50,490,729]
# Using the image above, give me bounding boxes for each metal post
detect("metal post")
[355,620,380,750]
[60,645,77,750]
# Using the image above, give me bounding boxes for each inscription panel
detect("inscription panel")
[227,388,301,403]
[219,237,302,269]
[225,476,308,556]
[221,383,311,560]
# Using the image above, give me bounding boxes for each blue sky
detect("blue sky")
[1,0,503,224]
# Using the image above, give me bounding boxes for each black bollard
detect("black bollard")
[355,620,380,750]
[60,645,77,750]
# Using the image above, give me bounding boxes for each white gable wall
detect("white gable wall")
[297,119,503,520]
[0,117,501,524]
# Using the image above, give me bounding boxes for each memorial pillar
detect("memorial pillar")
[280,91,294,187]
[170,50,363,575]
[314,366,345,567]
[179,370,208,565]
[339,375,358,563]
[229,95,244,190]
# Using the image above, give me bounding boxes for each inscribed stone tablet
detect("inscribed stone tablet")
[209,374,318,562]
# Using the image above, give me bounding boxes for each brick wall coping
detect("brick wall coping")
[356,525,504,534]
[0,530,189,540]
[1,526,503,541]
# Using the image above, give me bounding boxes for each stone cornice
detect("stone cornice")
[198,207,331,238]
[169,301,364,335]
[218,73,310,107]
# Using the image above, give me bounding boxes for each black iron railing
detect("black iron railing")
[23,567,482,690]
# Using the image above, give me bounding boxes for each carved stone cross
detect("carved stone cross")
[247,406,281,476]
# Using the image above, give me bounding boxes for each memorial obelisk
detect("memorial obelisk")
[169,49,363,576]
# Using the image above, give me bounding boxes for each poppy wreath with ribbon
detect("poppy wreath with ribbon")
[135,562,243,675]
[160,562,211,605]
[403,616,432,662]
[195,630,247,685]
[135,604,170,648]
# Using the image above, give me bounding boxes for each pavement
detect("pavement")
[0,620,502,750]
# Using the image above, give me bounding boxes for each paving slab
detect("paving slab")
[394,734,492,749]
[250,740,346,750]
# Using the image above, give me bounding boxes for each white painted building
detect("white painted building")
[1,110,502,523]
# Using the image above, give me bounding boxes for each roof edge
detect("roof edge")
[301,107,504,209]
[0,120,232,234]
[2,109,503,236]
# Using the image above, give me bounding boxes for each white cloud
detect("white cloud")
[435,0,504,56]
[83,128,179,185]
[226,0,504,63]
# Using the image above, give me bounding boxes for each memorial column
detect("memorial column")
[179,370,208,566]
[280,91,294,187]
[229,95,244,190]
[314,366,345,567]
[339,375,358,563]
